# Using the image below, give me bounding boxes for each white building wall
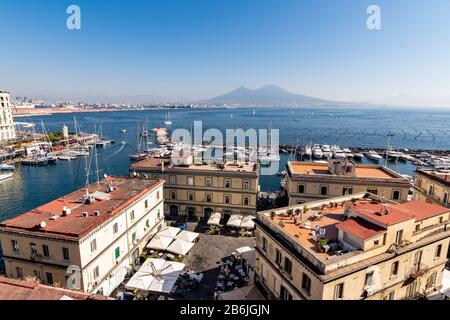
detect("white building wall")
[0,91,16,142]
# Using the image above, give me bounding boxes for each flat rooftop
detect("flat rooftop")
[288,162,400,179]
[0,177,163,240]
[131,157,258,173]
[416,169,450,187]
[0,276,110,300]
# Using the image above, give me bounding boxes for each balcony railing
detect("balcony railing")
[409,263,429,279]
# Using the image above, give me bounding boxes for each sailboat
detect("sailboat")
[164,112,172,125]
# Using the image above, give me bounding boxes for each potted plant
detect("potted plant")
[278,221,285,228]
[270,211,276,220]
[303,205,309,214]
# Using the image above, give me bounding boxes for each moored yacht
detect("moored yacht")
[366,150,382,161]
[313,144,323,159]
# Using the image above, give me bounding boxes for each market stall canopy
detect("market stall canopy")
[157,226,181,238]
[207,212,222,226]
[146,235,174,251]
[239,216,255,230]
[125,258,185,294]
[175,230,199,243]
[235,246,256,268]
[166,238,195,256]
[227,214,244,228]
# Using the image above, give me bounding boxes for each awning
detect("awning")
[157,226,181,238]
[227,214,244,228]
[235,246,256,268]
[125,258,185,294]
[175,230,199,243]
[146,235,174,251]
[207,212,222,226]
[239,216,255,230]
[166,238,195,256]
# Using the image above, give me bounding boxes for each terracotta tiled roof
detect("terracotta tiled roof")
[0,276,111,300]
[0,177,163,240]
[337,217,386,240]
[397,200,449,221]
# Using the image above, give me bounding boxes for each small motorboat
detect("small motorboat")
[0,163,15,171]
[366,150,382,161]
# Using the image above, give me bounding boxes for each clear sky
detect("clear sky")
[1,0,450,106]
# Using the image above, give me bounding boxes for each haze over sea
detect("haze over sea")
[1,107,449,221]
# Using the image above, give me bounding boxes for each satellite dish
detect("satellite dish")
[40,221,47,228]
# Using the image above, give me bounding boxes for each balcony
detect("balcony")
[409,263,429,279]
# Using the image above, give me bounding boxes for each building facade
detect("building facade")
[130,157,259,219]
[255,193,449,300]
[0,91,16,142]
[414,169,449,208]
[285,160,411,205]
[0,177,165,296]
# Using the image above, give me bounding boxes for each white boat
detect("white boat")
[164,112,173,125]
[331,146,346,159]
[353,152,364,159]
[0,163,15,171]
[366,150,382,161]
[0,172,13,181]
[313,145,323,159]
[304,145,312,157]
[342,148,354,158]
[321,145,333,159]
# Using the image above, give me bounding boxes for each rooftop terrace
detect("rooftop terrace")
[131,156,258,174]
[0,177,163,240]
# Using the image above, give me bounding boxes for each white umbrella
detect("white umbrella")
[235,246,256,268]
[207,212,222,226]
[175,230,199,243]
[239,216,255,230]
[146,235,174,251]
[157,226,181,238]
[166,238,195,256]
[227,214,244,228]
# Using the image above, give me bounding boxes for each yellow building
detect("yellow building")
[414,169,449,208]
[255,193,449,300]
[0,177,165,296]
[285,160,411,205]
[130,157,259,219]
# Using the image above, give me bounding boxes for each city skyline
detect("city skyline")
[1,0,450,107]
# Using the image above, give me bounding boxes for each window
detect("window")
[428,185,434,196]
[130,210,135,221]
[243,180,250,190]
[275,249,282,265]
[367,188,377,195]
[33,270,42,281]
[224,195,230,204]
[90,239,97,253]
[115,247,121,260]
[334,283,344,299]
[132,232,137,241]
[93,266,100,279]
[301,273,311,295]
[169,175,176,184]
[224,179,231,188]
[435,244,442,258]
[280,286,292,300]
[298,184,305,193]
[343,187,353,196]
[15,267,23,278]
[11,240,19,253]
[374,240,379,246]
[262,237,267,252]
[42,245,50,257]
[243,197,250,206]
[384,292,395,300]
[205,178,212,187]
[443,192,449,205]
[415,224,420,232]
[145,200,149,209]
[156,191,160,200]
[365,271,374,286]
[113,223,119,234]
[187,176,194,186]
[145,219,150,228]
[157,209,161,219]
[171,191,177,200]
[283,257,292,275]
[188,192,194,201]
[320,186,328,196]
[427,272,437,287]
[46,272,54,285]
[62,247,70,261]
[206,194,212,203]
[392,190,401,200]
[438,216,444,224]
[391,261,399,277]
[395,230,403,245]
[30,243,37,255]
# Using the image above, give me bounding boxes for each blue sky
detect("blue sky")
[1,0,450,106]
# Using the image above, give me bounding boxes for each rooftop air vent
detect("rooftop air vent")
[50,215,59,220]
[82,212,89,217]
[39,221,47,228]
[94,211,100,217]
